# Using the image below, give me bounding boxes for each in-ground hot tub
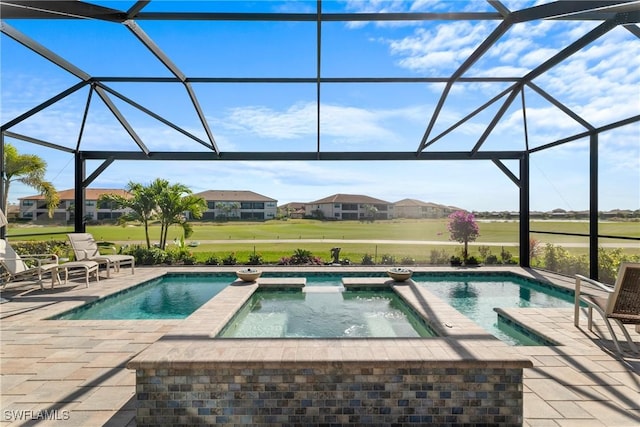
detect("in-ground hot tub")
[128,273,533,426]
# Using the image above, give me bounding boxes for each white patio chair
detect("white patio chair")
[67,233,134,278]
[0,239,59,290]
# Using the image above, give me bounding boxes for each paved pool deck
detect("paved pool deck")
[1,266,638,426]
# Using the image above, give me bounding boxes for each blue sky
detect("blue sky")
[1,0,639,212]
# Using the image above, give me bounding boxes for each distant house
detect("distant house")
[393,199,455,219]
[279,202,306,219]
[19,188,131,223]
[601,209,634,219]
[194,190,277,221]
[305,194,393,220]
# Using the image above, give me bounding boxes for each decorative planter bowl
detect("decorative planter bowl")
[386,267,413,282]
[236,268,262,282]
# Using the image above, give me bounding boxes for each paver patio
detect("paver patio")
[1,266,638,426]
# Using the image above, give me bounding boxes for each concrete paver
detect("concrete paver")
[1,266,639,426]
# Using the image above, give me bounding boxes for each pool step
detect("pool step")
[233,313,288,337]
[365,315,397,337]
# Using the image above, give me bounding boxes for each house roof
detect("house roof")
[20,188,131,201]
[279,202,306,209]
[194,190,276,202]
[307,194,391,205]
[394,198,447,208]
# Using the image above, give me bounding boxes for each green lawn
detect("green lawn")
[8,218,636,242]
[5,218,637,265]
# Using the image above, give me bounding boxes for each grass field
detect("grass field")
[6,219,638,265]
[7,218,639,242]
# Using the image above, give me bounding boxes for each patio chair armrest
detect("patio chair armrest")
[4,255,59,266]
[575,274,613,293]
[77,249,91,260]
[27,254,59,264]
[27,253,59,261]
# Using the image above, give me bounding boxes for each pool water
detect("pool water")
[51,272,574,345]
[53,275,231,320]
[218,288,435,338]
[413,274,574,345]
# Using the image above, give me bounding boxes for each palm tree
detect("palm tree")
[229,201,241,220]
[215,201,231,220]
[363,204,378,222]
[3,143,59,218]
[154,180,206,250]
[99,181,158,248]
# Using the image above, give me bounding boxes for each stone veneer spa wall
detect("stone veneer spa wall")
[133,361,525,426]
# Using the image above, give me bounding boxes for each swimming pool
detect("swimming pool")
[52,275,231,320]
[218,288,436,338]
[51,271,574,345]
[412,273,575,345]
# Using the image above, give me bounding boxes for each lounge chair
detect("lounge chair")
[0,239,59,289]
[55,260,100,288]
[574,262,640,355]
[67,233,135,278]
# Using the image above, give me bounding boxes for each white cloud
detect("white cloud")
[487,37,532,63]
[385,22,493,73]
[221,103,314,140]
[509,19,555,39]
[215,102,428,145]
[519,47,560,69]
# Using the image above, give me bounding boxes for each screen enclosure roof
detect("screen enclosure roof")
[1,0,639,163]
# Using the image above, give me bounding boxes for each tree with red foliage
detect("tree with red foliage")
[447,210,480,262]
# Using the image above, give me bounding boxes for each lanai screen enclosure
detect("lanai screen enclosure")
[1,0,639,278]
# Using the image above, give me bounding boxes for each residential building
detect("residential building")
[278,202,306,219]
[393,199,456,219]
[305,194,393,220]
[19,188,131,223]
[195,190,277,221]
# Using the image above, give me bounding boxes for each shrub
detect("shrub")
[478,245,491,260]
[400,256,416,265]
[247,253,264,265]
[278,256,291,265]
[124,245,168,265]
[290,248,314,265]
[466,256,480,265]
[429,249,450,265]
[165,247,196,265]
[361,253,375,265]
[541,244,587,276]
[222,252,238,265]
[529,238,542,260]
[484,254,500,264]
[450,255,462,266]
[500,248,513,263]
[12,240,69,258]
[380,254,395,265]
[539,244,640,281]
[204,255,220,265]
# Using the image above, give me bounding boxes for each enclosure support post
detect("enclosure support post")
[519,153,530,268]
[589,133,599,280]
[0,133,5,240]
[74,152,86,233]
